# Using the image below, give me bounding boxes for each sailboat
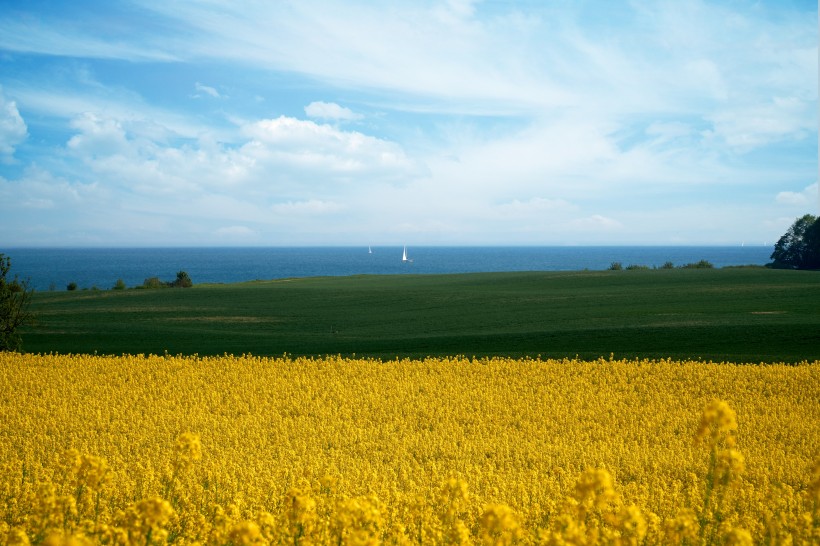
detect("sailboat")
[402,245,413,263]
[368,245,372,254]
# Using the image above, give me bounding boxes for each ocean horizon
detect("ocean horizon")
[5,245,774,291]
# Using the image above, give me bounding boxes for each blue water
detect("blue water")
[4,246,774,291]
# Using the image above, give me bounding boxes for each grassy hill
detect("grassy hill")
[20,268,820,362]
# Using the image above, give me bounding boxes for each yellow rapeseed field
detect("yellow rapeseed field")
[1,353,819,545]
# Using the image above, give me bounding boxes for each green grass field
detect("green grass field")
[20,268,820,362]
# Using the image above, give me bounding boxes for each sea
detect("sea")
[4,246,774,292]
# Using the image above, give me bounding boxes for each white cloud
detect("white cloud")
[681,59,727,101]
[304,101,362,121]
[194,82,221,99]
[0,16,179,62]
[14,86,208,141]
[271,200,344,215]
[139,1,575,113]
[67,113,132,157]
[494,197,576,217]
[54,110,424,205]
[570,215,623,231]
[710,96,815,151]
[0,88,28,159]
[645,121,693,142]
[776,183,818,207]
[241,116,424,181]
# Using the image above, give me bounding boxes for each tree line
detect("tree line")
[66,271,193,291]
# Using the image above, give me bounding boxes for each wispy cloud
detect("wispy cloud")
[304,101,362,121]
[0,10,179,62]
[193,82,221,99]
[270,199,345,215]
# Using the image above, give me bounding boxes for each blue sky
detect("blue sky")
[0,0,817,246]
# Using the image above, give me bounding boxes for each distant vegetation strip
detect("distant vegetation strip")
[60,260,726,291]
[2,353,818,544]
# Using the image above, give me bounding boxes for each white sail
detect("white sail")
[402,246,412,263]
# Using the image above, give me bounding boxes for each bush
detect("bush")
[67,282,78,291]
[138,272,193,289]
[170,271,193,288]
[608,262,623,271]
[141,277,167,289]
[625,264,650,270]
[681,260,714,269]
[113,279,126,290]
[661,261,675,269]
[1,254,35,352]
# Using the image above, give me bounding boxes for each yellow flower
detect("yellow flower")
[175,432,202,464]
[695,399,738,448]
[663,508,699,544]
[285,487,317,526]
[724,527,754,546]
[4,528,30,546]
[135,497,174,529]
[228,521,264,545]
[479,504,521,546]
[573,468,618,510]
[714,449,745,486]
[615,504,647,545]
[77,454,109,490]
[807,456,820,506]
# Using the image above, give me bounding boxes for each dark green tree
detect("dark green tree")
[770,214,820,270]
[0,254,35,352]
[805,218,820,269]
[171,271,193,288]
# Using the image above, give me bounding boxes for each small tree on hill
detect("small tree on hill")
[171,271,193,288]
[0,254,35,352]
[142,277,166,289]
[681,260,714,269]
[770,214,820,270]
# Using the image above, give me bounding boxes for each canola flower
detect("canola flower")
[0,352,819,545]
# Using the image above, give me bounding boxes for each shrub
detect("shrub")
[661,261,675,269]
[67,282,78,291]
[625,264,650,270]
[113,279,126,290]
[681,260,714,269]
[608,262,623,271]
[141,277,167,289]
[0,254,35,352]
[170,271,193,288]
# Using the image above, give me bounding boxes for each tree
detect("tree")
[770,214,820,270]
[141,277,166,289]
[0,254,35,352]
[171,271,193,288]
